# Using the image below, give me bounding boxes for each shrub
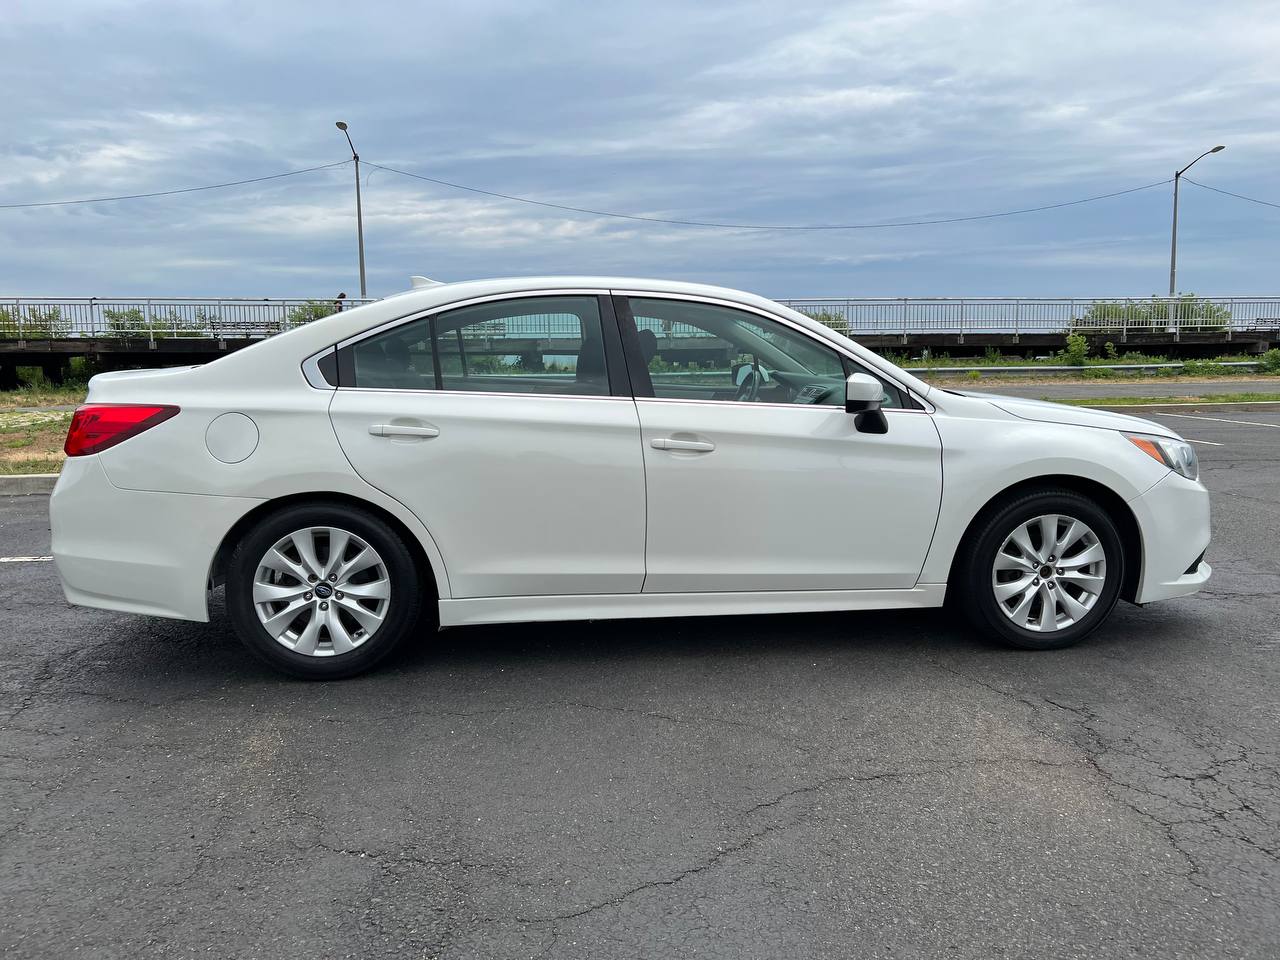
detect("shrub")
[287,301,337,325]
[100,307,210,339]
[1075,294,1231,332]
[1183,359,1232,377]
[0,306,70,339]
[1060,333,1089,366]
[1257,348,1280,374]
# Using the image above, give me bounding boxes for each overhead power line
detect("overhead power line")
[365,160,1173,230]
[0,159,352,209]
[5,157,1269,229]
[1183,177,1280,211]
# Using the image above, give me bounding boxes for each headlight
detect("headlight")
[1124,432,1199,481]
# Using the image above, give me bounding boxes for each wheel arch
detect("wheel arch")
[209,492,441,603]
[943,474,1143,604]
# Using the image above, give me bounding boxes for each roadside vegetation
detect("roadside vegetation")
[893,341,1280,382]
[889,340,1280,370]
[0,409,73,474]
[0,383,88,409]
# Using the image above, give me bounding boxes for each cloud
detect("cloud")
[0,0,1276,297]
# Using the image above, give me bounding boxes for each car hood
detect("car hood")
[960,391,1181,438]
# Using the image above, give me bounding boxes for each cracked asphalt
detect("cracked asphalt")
[2,409,1278,959]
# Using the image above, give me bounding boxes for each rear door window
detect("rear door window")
[344,295,613,397]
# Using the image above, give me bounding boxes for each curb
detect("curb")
[0,473,59,495]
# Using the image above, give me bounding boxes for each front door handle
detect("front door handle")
[369,424,440,439]
[651,437,715,452]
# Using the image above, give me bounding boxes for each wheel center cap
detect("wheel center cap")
[314,582,334,599]
[1038,564,1054,579]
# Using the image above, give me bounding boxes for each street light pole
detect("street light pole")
[335,121,367,299]
[1168,145,1225,298]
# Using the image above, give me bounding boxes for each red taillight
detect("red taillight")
[64,404,179,457]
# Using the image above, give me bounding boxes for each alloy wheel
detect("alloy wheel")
[990,513,1108,632]
[252,526,391,657]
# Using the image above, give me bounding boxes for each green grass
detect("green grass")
[0,384,88,409]
[1053,392,1280,406]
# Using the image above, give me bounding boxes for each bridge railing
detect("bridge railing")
[777,296,1280,339]
[2,295,1279,342]
[0,298,378,341]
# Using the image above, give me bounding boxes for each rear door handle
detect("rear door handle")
[651,437,715,452]
[369,424,440,439]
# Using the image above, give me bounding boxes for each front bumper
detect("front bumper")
[51,457,261,621]
[1128,470,1212,603]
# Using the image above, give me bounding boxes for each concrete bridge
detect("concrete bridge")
[3,295,1277,386]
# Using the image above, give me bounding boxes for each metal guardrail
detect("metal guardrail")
[2,295,1279,343]
[0,297,378,342]
[905,361,1263,376]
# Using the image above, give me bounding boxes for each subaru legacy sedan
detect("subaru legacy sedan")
[51,277,1210,678]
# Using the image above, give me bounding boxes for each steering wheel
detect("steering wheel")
[734,365,762,402]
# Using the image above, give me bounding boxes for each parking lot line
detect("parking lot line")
[0,556,53,562]
[1185,438,1224,446]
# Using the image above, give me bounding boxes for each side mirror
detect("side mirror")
[845,373,883,413]
[845,373,888,434]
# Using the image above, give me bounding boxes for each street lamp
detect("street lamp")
[335,121,367,299]
[1168,144,1225,298]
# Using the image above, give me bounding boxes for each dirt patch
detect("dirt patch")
[0,410,71,474]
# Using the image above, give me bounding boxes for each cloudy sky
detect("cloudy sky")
[2,0,1278,299]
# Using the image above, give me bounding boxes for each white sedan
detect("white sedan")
[50,277,1210,678]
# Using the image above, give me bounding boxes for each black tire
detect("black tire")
[957,487,1125,650]
[226,502,426,679]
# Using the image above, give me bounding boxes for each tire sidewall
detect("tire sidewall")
[963,491,1124,650]
[226,503,423,679]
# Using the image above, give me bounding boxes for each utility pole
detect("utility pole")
[1169,145,1225,298]
[335,121,367,299]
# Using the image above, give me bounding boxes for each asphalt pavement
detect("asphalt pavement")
[2,410,1278,959]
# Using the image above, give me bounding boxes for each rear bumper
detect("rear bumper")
[50,457,261,621]
[1128,471,1212,604]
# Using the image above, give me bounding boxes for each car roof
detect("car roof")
[378,275,777,309]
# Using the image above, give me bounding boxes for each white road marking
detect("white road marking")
[0,556,53,563]
[1152,412,1280,429]
[1185,438,1224,446]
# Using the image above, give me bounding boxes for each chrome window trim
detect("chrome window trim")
[332,386,631,402]
[611,289,931,411]
[333,288,610,352]
[633,396,929,414]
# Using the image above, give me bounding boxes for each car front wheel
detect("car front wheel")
[226,503,424,679]
[958,488,1125,650]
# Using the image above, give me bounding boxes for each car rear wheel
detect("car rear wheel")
[226,502,425,679]
[958,488,1125,650]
